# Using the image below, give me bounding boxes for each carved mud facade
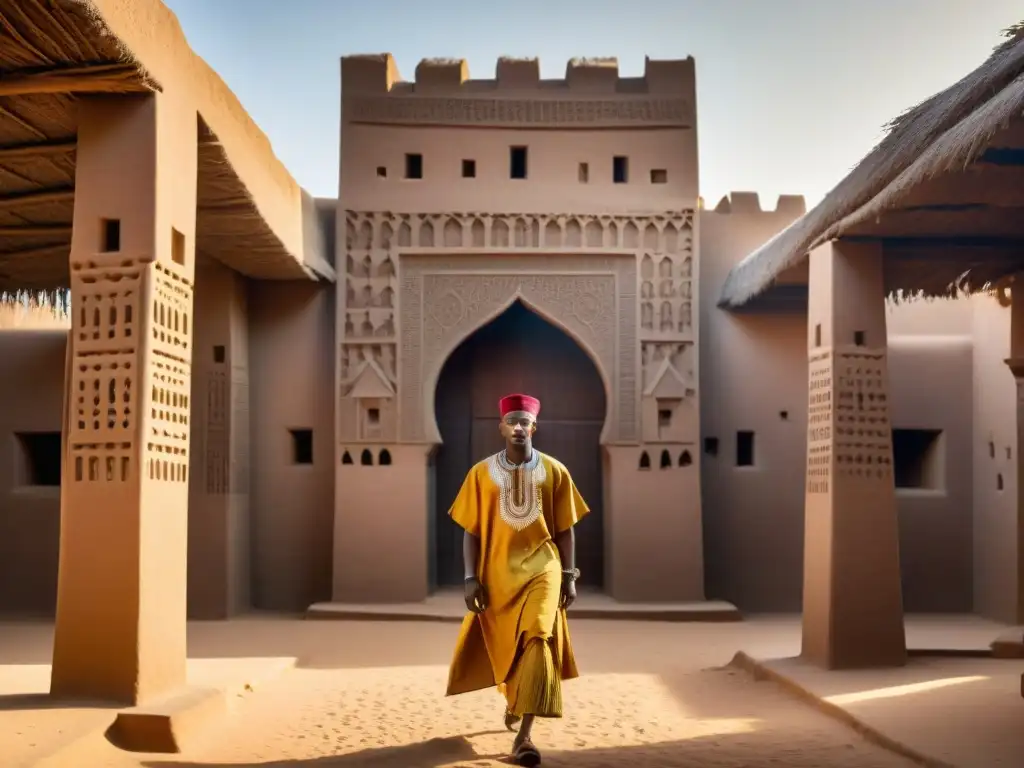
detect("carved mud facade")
[333,54,705,602]
[338,211,696,447]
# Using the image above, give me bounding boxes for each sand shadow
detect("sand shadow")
[143,733,506,767]
[0,691,118,712]
[136,726,922,768]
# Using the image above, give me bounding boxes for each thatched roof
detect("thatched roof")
[0,0,332,292]
[719,23,1024,308]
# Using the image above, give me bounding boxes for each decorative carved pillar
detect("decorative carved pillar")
[187,260,251,618]
[51,93,197,704]
[802,240,906,669]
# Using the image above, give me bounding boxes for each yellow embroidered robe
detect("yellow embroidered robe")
[445,451,589,699]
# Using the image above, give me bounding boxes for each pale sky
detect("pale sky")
[163,0,1021,208]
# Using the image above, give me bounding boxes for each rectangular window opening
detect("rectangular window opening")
[703,436,719,456]
[650,169,668,184]
[814,323,822,348]
[171,227,186,266]
[613,156,629,184]
[101,218,121,253]
[213,345,226,364]
[290,428,314,465]
[461,159,476,178]
[578,162,589,183]
[405,153,423,179]
[893,428,944,490]
[367,407,380,426]
[853,330,866,346]
[15,432,62,487]
[736,431,755,467]
[376,166,387,178]
[510,146,528,179]
[658,409,672,428]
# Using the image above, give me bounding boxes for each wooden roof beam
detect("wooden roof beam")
[0,186,74,209]
[0,63,147,97]
[0,224,71,236]
[0,138,76,160]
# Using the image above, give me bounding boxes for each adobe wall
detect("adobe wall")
[972,292,1018,622]
[702,193,976,612]
[0,331,66,615]
[247,278,336,611]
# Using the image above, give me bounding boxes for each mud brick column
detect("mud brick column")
[1003,284,1024,635]
[51,92,198,704]
[802,240,906,669]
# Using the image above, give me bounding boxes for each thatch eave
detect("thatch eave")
[718,21,1024,309]
[0,1,330,290]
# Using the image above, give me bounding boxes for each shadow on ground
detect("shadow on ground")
[0,691,117,712]
[138,728,907,768]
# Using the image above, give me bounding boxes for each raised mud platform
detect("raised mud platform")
[307,590,741,623]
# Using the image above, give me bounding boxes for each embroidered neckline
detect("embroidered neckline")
[486,450,546,531]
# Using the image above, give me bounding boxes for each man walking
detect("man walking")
[445,393,588,766]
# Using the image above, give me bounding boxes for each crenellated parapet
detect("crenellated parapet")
[712,192,807,218]
[340,54,695,128]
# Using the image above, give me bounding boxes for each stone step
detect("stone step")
[990,628,1024,658]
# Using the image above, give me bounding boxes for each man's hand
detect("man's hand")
[464,577,488,614]
[560,574,577,610]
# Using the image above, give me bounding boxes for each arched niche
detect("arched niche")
[398,254,638,446]
[422,292,615,445]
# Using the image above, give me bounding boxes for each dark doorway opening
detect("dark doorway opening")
[432,301,606,589]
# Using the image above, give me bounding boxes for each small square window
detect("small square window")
[613,156,629,184]
[462,159,476,178]
[367,407,380,425]
[893,429,944,490]
[290,429,313,465]
[171,227,185,266]
[405,153,423,179]
[650,169,668,184]
[101,218,121,253]
[213,345,225,364]
[736,431,755,467]
[658,409,672,428]
[376,166,387,178]
[853,330,866,346]
[15,432,62,487]
[510,146,528,179]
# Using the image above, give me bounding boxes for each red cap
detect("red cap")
[499,393,541,419]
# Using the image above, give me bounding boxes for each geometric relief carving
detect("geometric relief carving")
[231,378,251,494]
[346,96,691,129]
[833,348,893,480]
[806,351,832,494]
[68,260,144,483]
[147,263,194,485]
[205,371,229,494]
[341,210,695,446]
[638,216,695,339]
[400,255,634,444]
[806,347,894,494]
[203,371,250,495]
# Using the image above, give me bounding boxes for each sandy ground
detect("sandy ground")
[21,617,935,768]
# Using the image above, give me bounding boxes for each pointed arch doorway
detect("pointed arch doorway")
[432,301,606,589]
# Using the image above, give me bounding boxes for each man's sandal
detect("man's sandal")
[512,738,541,767]
[504,708,521,731]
